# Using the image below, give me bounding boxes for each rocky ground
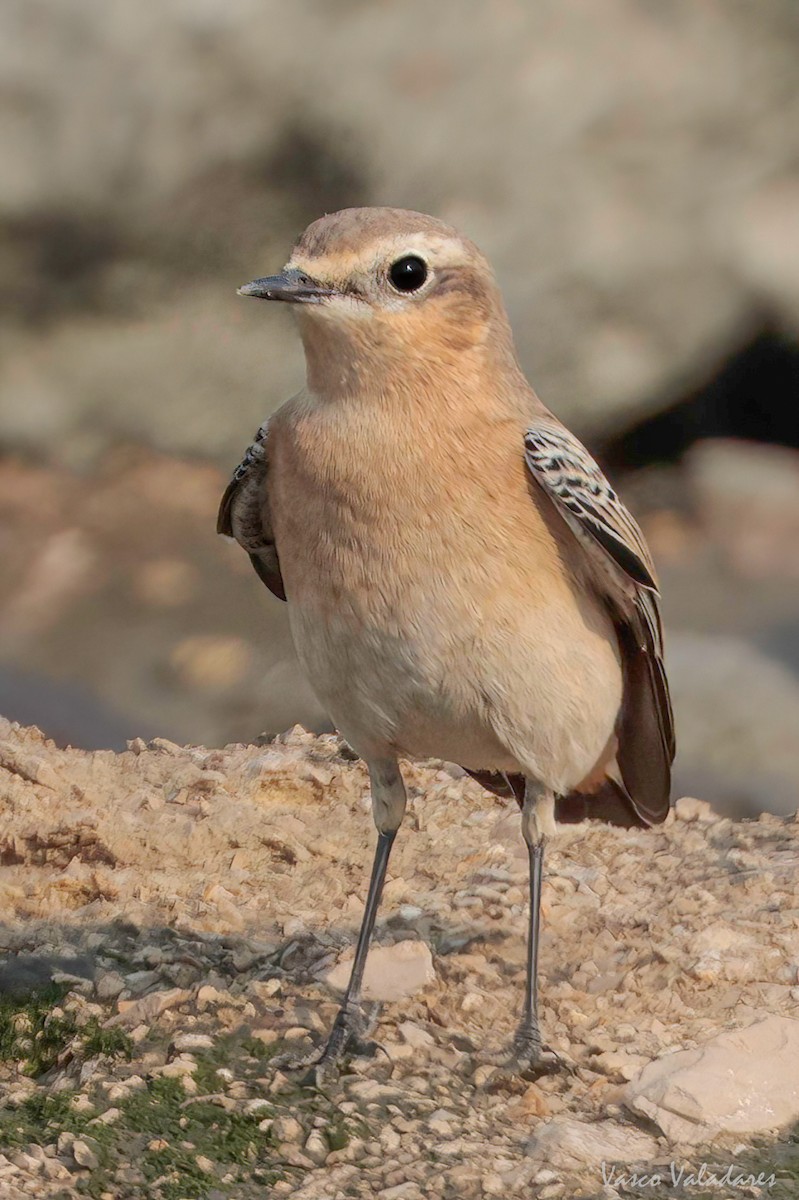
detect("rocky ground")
[1,721,799,1198]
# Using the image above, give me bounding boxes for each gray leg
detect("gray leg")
[507,780,557,1073]
[311,760,406,1080]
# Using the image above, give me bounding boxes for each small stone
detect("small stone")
[280,1147,315,1169]
[674,796,715,822]
[322,940,435,1001]
[526,1117,658,1168]
[427,1108,457,1135]
[249,1028,279,1046]
[507,1083,550,1118]
[197,985,224,1006]
[481,1175,505,1197]
[304,1130,328,1165]
[244,1098,271,1115]
[379,1184,423,1200]
[113,987,191,1025]
[272,1116,303,1144]
[173,1032,215,1052]
[380,1126,402,1153]
[283,1025,312,1040]
[195,1155,215,1173]
[89,1107,121,1125]
[11,1151,43,1174]
[42,1158,71,1181]
[398,1020,434,1048]
[72,1140,100,1170]
[160,1056,197,1078]
[96,972,125,1000]
[124,969,161,995]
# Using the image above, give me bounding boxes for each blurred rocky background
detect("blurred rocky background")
[0,0,797,816]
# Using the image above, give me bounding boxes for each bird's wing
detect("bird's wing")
[217,420,286,601]
[524,420,674,825]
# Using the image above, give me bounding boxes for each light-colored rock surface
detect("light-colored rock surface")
[323,940,436,1002]
[667,632,799,818]
[625,1015,799,1144]
[687,440,799,580]
[526,1116,659,1169]
[0,721,798,1196]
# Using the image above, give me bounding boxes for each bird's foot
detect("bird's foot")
[273,1003,379,1087]
[484,1020,564,1083]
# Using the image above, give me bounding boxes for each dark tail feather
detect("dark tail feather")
[463,769,648,828]
[614,624,672,827]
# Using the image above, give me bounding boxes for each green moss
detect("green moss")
[0,983,76,1076]
[0,1090,76,1149]
[0,1011,368,1197]
[240,1035,281,1061]
[0,986,134,1079]
[81,1019,134,1062]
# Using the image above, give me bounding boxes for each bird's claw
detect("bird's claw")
[483,1022,565,1083]
[274,1003,379,1087]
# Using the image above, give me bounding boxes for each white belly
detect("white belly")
[287,568,622,795]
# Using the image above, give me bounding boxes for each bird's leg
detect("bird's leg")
[308,760,406,1082]
[503,780,560,1076]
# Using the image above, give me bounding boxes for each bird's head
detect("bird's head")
[238,207,516,394]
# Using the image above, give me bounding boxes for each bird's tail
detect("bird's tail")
[462,769,650,829]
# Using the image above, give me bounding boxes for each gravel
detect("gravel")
[0,720,798,1196]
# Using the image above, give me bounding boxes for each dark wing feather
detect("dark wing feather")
[524,421,674,825]
[217,421,286,602]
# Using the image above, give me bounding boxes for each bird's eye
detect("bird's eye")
[388,255,428,293]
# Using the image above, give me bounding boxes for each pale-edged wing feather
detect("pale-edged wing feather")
[524,425,657,592]
[524,421,674,824]
[217,421,286,602]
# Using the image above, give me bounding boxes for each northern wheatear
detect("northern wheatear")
[219,207,674,1078]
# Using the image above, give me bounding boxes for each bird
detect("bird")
[218,207,674,1079]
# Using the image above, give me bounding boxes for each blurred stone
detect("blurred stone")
[136,558,198,607]
[398,1020,435,1048]
[169,635,251,693]
[526,1116,658,1167]
[723,174,799,323]
[625,1016,799,1143]
[668,632,799,818]
[112,987,191,1026]
[71,1140,99,1171]
[688,440,799,578]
